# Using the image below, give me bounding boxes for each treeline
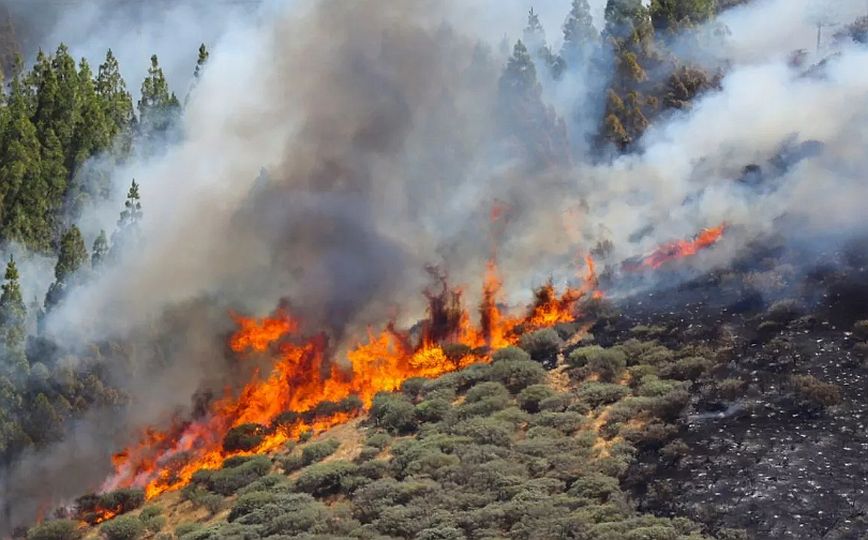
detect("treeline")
[0,42,208,463]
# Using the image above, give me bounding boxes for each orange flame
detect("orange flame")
[101,257,603,501]
[638,224,726,269]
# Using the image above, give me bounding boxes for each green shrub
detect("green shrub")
[568,346,626,381]
[401,377,429,400]
[26,520,82,540]
[278,453,304,473]
[491,346,531,363]
[294,460,359,497]
[138,506,162,520]
[141,514,166,534]
[489,358,546,393]
[222,423,267,452]
[199,493,223,515]
[517,384,555,413]
[415,398,451,423]
[97,488,145,515]
[456,381,512,417]
[531,411,588,434]
[208,454,271,495]
[228,491,276,522]
[364,431,392,450]
[519,328,564,362]
[173,523,202,538]
[370,392,418,434]
[101,515,144,540]
[538,393,571,412]
[576,382,629,407]
[301,438,341,465]
[356,445,381,462]
[567,472,622,503]
[451,417,513,446]
[717,378,744,399]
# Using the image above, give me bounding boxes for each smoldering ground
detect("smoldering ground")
[3,0,868,531]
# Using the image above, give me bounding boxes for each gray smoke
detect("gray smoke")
[3,0,868,531]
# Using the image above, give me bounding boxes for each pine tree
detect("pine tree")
[138,54,180,138]
[0,257,28,378]
[96,49,135,153]
[562,0,598,61]
[523,8,565,79]
[111,179,142,256]
[91,229,108,269]
[194,43,209,79]
[499,41,540,102]
[44,225,88,310]
[650,0,716,33]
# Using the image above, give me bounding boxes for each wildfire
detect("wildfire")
[627,224,726,270]
[100,257,602,502]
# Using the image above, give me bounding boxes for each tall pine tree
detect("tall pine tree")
[138,54,180,140]
[96,49,135,155]
[561,0,599,63]
[0,257,27,378]
[91,229,108,269]
[44,225,88,310]
[110,179,142,257]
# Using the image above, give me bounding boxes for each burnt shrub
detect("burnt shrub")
[370,392,419,434]
[222,423,267,452]
[100,515,144,540]
[853,320,868,341]
[764,299,803,324]
[518,384,555,413]
[27,520,82,540]
[659,356,712,381]
[519,328,564,363]
[489,355,547,393]
[791,375,842,409]
[301,438,341,465]
[294,460,359,497]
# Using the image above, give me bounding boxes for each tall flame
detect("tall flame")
[100,257,602,501]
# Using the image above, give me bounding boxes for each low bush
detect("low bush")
[764,299,803,324]
[208,455,272,495]
[222,423,267,453]
[301,438,341,465]
[489,357,546,393]
[101,515,144,540]
[576,382,630,408]
[517,384,555,413]
[659,356,712,381]
[415,398,451,423]
[294,460,359,497]
[518,328,564,362]
[568,346,626,382]
[26,520,82,540]
[791,375,841,408]
[370,392,418,434]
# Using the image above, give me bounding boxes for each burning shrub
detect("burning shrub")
[791,375,842,409]
[519,328,564,363]
[489,355,547,393]
[294,460,359,497]
[100,515,144,540]
[26,520,82,540]
[222,423,267,453]
[301,396,364,424]
[576,382,630,408]
[302,438,341,465]
[370,392,418,434]
[518,384,556,413]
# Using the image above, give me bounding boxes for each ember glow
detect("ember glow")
[102,258,602,499]
[630,224,727,270]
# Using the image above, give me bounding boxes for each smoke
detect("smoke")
[3,0,868,531]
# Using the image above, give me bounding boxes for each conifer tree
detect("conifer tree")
[96,49,135,153]
[0,257,28,378]
[110,179,142,256]
[523,8,565,79]
[44,225,88,310]
[91,229,108,269]
[138,54,180,138]
[194,43,209,79]
[562,0,598,61]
